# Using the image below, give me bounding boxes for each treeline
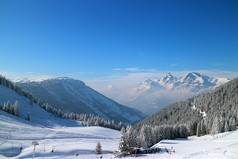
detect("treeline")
[191,77,238,136]
[0,100,19,117]
[135,77,238,139]
[118,124,188,150]
[0,75,124,130]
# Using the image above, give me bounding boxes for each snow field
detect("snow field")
[0,111,120,159]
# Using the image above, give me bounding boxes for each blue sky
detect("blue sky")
[0,0,238,82]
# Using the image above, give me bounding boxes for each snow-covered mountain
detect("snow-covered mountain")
[0,84,81,127]
[138,72,229,93]
[15,77,146,124]
[0,81,120,158]
[128,72,230,115]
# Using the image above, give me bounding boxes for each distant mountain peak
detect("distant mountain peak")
[159,72,176,85]
[138,72,229,93]
[167,72,173,76]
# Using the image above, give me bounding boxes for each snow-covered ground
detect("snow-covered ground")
[0,111,119,159]
[1,110,238,159]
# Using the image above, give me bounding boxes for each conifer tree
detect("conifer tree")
[3,102,7,112]
[14,100,19,116]
[211,116,220,135]
[95,141,102,154]
[126,126,137,148]
[6,101,11,113]
[118,127,128,152]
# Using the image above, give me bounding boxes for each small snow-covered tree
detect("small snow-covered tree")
[6,101,11,113]
[13,100,19,116]
[118,127,128,152]
[117,122,124,130]
[69,112,76,120]
[3,102,7,112]
[57,109,63,118]
[94,119,99,126]
[95,141,102,154]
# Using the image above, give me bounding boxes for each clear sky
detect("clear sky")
[0,0,238,82]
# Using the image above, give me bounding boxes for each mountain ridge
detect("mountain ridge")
[15,77,146,124]
[127,72,230,115]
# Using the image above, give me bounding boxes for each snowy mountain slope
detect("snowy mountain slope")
[128,72,230,115]
[0,110,120,159]
[1,109,237,159]
[15,77,146,124]
[135,77,238,138]
[0,83,120,158]
[0,85,81,127]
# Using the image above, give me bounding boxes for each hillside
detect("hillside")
[0,110,120,159]
[0,77,120,158]
[135,77,238,136]
[0,83,81,127]
[15,77,146,124]
[1,110,238,159]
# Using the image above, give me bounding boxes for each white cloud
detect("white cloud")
[124,67,141,72]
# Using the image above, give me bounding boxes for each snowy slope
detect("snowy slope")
[128,72,230,115]
[1,110,237,159]
[0,83,120,158]
[0,110,120,159]
[15,77,146,124]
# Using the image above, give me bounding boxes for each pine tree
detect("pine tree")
[3,102,7,112]
[118,127,128,152]
[95,141,102,154]
[229,118,236,131]
[224,121,229,132]
[57,109,63,118]
[117,122,124,130]
[13,100,19,116]
[126,126,137,148]
[139,125,153,148]
[6,101,11,113]
[211,116,220,135]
